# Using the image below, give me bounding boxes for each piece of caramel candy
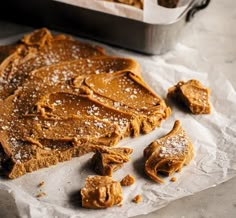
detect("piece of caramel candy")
[144,120,194,183]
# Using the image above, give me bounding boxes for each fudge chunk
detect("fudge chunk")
[120,174,135,186]
[168,79,211,114]
[91,147,133,176]
[81,176,123,209]
[144,120,194,183]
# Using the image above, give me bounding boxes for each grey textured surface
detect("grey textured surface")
[137,176,236,218]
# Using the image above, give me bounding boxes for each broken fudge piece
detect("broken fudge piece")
[144,120,194,183]
[91,147,133,176]
[167,79,211,114]
[81,175,123,209]
[120,174,135,186]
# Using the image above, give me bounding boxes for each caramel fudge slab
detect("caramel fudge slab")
[81,176,123,209]
[0,28,170,179]
[14,58,140,137]
[144,120,194,183]
[167,79,211,114]
[0,56,145,178]
[30,60,169,137]
[91,147,133,176]
[0,28,106,100]
[0,116,120,179]
[0,72,134,178]
[0,79,122,178]
[0,71,122,178]
[0,66,169,179]
[37,93,133,137]
[84,71,171,136]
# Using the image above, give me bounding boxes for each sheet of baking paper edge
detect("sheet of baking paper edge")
[53,0,198,24]
[143,0,196,24]
[53,0,143,21]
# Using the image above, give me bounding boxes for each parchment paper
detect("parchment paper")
[53,0,196,23]
[144,0,193,24]
[0,0,236,217]
[54,0,143,21]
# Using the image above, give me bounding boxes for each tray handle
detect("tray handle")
[186,0,211,22]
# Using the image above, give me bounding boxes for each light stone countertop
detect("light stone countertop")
[137,176,236,218]
[0,0,235,217]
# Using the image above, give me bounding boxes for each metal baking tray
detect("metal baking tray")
[0,0,210,54]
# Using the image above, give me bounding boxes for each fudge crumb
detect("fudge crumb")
[132,195,142,204]
[37,181,45,187]
[36,192,46,198]
[118,203,123,207]
[170,177,177,182]
[120,174,135,186]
